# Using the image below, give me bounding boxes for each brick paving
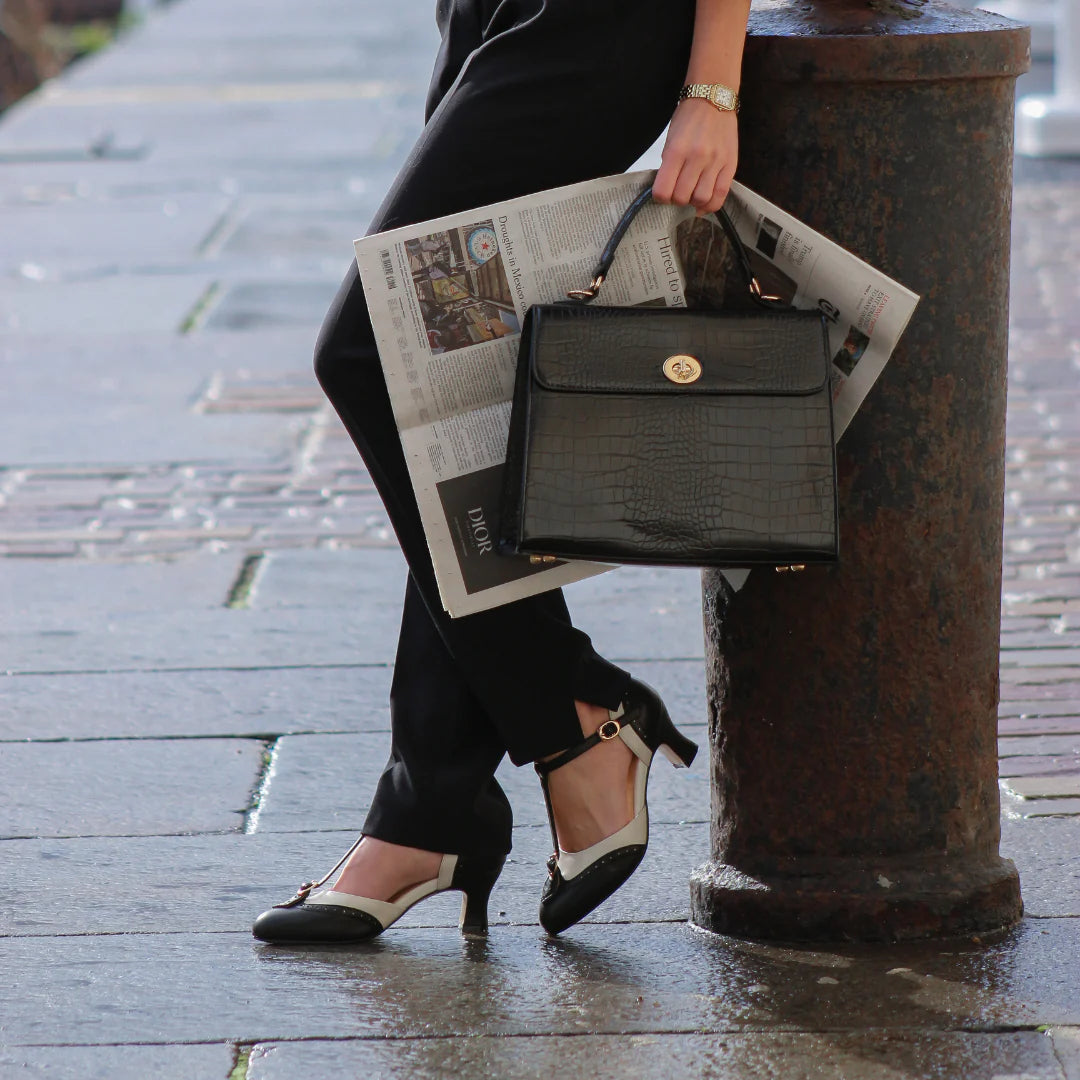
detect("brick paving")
[0,410,393,558]
[994,180,1080,813]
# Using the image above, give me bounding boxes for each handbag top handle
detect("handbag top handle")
[566,183,790,311]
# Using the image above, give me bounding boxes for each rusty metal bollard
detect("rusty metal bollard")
[690,0,1030,942]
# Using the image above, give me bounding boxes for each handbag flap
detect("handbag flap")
[527,304,831,396]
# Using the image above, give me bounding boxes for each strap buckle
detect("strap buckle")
[598,719,622,741]
[274,880,317,909]
[271,834,365,908]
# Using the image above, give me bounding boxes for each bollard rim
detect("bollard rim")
[746,0,1032,83]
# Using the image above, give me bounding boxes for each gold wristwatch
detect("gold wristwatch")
[677,82,740,114]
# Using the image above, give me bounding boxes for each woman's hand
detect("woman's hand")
[652,98,738,216]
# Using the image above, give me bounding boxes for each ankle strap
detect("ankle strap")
[534,718,623,779]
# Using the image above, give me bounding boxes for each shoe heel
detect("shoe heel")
[654,707,698,769]
[459,888,493,935]
[454,856,505,936]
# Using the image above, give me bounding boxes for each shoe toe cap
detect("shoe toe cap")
[252,903,383,945]
[539,844,646,935]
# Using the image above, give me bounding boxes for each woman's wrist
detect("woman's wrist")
[677,83,741,114]
[681,0,750,100]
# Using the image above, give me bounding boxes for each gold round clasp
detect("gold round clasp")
[663,354,702,384]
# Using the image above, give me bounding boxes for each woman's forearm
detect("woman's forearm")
[684,0,751,89]
[652,0,750,212]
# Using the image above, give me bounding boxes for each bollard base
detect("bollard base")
[690,855,1022,943]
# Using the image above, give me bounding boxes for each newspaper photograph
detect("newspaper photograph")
[354,169,919,617]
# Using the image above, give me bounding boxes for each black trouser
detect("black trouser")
[314,0,695,857]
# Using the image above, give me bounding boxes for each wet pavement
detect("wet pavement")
[1,2,1079,1078]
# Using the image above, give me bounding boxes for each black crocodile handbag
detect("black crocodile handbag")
[498,184,839,569]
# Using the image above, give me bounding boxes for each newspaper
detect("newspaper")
[720,178,918,439]
[354,169,919,617]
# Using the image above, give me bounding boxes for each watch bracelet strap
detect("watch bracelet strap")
[679,82,740,113]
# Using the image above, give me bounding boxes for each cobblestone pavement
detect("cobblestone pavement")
[0,410,391,558]
[0,2,1078,1079]
[998,182,1080,819]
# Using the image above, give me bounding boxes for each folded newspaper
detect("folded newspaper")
[354,170,918,617]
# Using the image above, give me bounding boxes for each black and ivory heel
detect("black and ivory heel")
[535,678,697,936]
[252,838,506,945]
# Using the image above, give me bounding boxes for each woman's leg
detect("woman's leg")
[333,576,513,895]
[363,575,513,854]
[316,0,696,873]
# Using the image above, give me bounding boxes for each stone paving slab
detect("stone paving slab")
[1000,715,1080,738]
[0,738,265,838]
[0,274,217,335]
[1,549,244,618]
[1005,774,1080,799]
[2,920,1078,1047]
[76,39,422,90]
[1001,672,1080,692]
[1000,735,1080,757]
[252,549,707,661]
[999,754,1080,778]
[120,0,436,44]
[252,729,710,834]
[0,158,399,211]
[0,658,705,741]
[0,192,229,272]
[1003,796,1080,819]
[1053,1027,1080,1080]
[1001,676,1080,698]
[244,547,399,610]
[245,1031,1065,1080]
[1000,649,1080,669]
[218,208,374,261]
[0,666,392,741]
[0,821,707,937]
[999,813,1080,917]
[569,568,706,661]
[0,328,320,379]
[1003,630,1080,651]
[248,545,420,609]
[0,98,416,173]
[0,595,401,673]
[0,339,311,466]
[203,280,342,332]
[0,1044,236,1080]
[1001,694,1080,716]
